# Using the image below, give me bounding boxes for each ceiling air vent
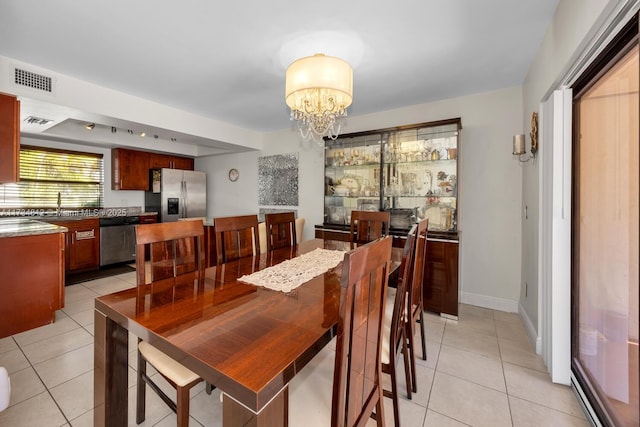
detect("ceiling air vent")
[14,68,52,93]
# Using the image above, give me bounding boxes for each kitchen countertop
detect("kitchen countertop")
[0,218,68,238]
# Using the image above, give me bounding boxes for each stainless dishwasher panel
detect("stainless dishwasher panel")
[99,224,136,266]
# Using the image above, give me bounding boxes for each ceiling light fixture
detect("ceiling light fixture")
[85,123,95,130]
[285,53,353,143]
[140,132,146,137]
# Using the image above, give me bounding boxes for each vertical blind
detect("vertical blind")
[0,145,104,210]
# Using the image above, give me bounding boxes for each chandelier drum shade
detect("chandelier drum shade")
[285,53,353,141]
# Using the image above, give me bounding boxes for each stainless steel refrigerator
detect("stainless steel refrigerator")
[144,168,207,222]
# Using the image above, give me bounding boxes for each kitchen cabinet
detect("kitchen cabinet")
[0,93,20,183]
[112,148,150,190]
[0,231,64,338]
[149,153,194,170]
[47,218,100,274]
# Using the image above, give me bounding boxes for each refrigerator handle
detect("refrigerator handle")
[182,180,187,218]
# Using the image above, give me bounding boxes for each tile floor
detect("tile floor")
[0,271,590,426]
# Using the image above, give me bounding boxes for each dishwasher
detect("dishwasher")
[99,215,140,266]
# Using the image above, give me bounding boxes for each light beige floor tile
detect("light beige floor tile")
[34,343,93,388]
[61,296,97,316]
[509,395,590,426]
[21,327,93,365]
[495,318,529,344]
[0,347,30,374]
[449,313,497,337]
[114,271,137,285]
[437,344,506,392]
[458,304,494,319]
[153,413,204,426]
[416,336,440,370]
[7,367,46,406]
[395,398,429,427]
[67,308,95,327]
[424,409,470,426]
[64,284,99,303]
[127,375,173,426]
[190,388,223,427]
[0,336,19,354]
[442,323,501,359]
[12,313,79,347]
[493,309,521,324]
[50,370,94,420]
[428,372,511,427]
[69,409,93,427]
[499,337,547,373]
[423,310,447,325]
[425,316,445,343]
[0,391,67,427]
[84,276,134,295]
[503,363,585,418]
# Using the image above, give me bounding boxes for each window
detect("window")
[0,145,104,211]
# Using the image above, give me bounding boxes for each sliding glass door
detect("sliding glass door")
[572,15,639,427]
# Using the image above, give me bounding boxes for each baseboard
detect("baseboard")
[518,302,542,354]
[459,291,519,313]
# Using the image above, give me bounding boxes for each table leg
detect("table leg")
[222,387,288,426]
[94,308,129,427]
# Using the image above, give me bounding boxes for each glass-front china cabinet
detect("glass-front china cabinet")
[323,118,460,235]
[318,118,462,318]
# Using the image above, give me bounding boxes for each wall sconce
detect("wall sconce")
[513,134,535,162]
[513,112,539,163]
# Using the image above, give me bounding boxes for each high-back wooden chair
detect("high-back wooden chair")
[289,236,393,427]
[405,218,429,393]
[381,224,417,425]
[264,211,297,251]
[213,214,260,264]
[349,210,390,249]
[134,220,210,427]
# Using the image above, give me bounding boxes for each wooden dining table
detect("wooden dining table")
[93,238,402,426]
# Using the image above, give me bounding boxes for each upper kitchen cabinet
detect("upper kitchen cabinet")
[149,153,194,170]
[0,93,20,183]
[112,148,149,190]
[323,118,461,235]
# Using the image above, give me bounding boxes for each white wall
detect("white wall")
[203,86,525,311]
[521,0,618,335]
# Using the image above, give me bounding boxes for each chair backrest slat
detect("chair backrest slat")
[265,212,297,251]
[332,236,392,426]
[213,214,260,264]
[134,220,205,289]
[408,219,428,317]
[349,211,390,249]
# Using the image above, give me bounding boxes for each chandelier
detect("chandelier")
[285,53,353,142]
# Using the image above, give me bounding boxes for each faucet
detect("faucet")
[57,192,61,216]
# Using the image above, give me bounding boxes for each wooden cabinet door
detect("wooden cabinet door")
[149,153,173,169]
[423,239,459,317]
[149,153,194,170]
[66,219,100,273]
[112,148,149,190]
[0,93,19,183]
[172,156,194,170]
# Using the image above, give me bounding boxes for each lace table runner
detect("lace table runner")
[238,248,346,292]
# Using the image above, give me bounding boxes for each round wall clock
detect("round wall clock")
[228,168,239,182]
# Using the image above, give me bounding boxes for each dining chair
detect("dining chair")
[381,224,417,425]
[349,210,390,249]
[134,220,211,427]
[289,236,393,427]
[264,211,297,251]
[405,218,429,393]
[213,214,260,264]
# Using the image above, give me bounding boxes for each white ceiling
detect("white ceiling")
[0,0,559,152]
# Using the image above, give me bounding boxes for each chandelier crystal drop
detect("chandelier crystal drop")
[285,54,353,144]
